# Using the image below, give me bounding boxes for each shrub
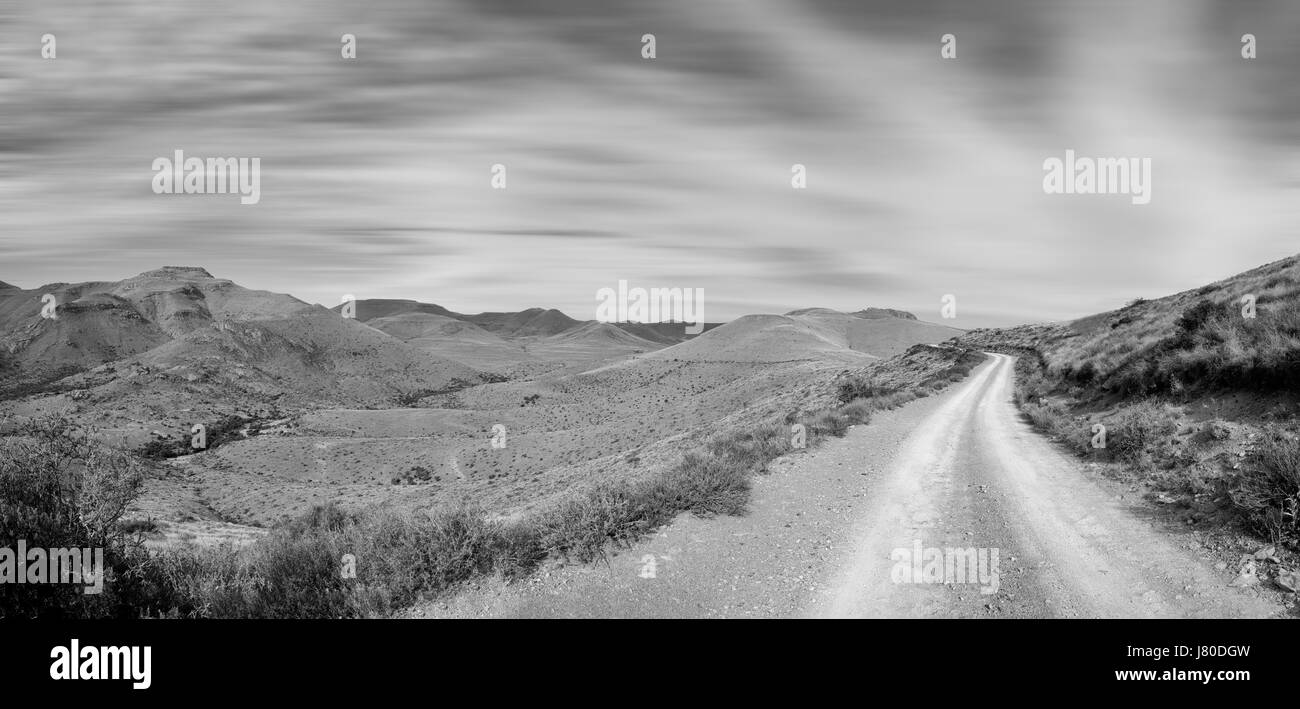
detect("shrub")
[1104,402,1178,467]
[118,518,158,535]
[705,425,790,474]
[805,409,851,438]
[1176,299,1227,338]
[1022,399,1069,435]
[0,416,174,618]
[836,376,896,404]
[137,414,252,460]
[150,504,544,618]
[1230,430,1300,543]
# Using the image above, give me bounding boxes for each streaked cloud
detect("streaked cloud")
[2,0,1297,327]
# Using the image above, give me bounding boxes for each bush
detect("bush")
[837,397,874,422]
[705,425,789,474]
[1230,430,1300,543]
[137,414,251,460]
[1094,298,1300,396]
[150,503,544,618]
[1175,299,1228,338]
[1022,399,1063,432]
[836,376,896,404]
[805,409,851,438]
[0,416,175,619]
[1104,402,1178,467]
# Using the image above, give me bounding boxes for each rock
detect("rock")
[1229,560,1259,588]
[1275,569,1298,593]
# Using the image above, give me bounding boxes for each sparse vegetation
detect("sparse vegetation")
[119,518,159,535]
[137,414,256,460]
[975,257,1300,550]
[0,416,174,619]
[1231,429,1300,543]
[391,465,434,486]
[2,347,984,618]
[836,375,896,404]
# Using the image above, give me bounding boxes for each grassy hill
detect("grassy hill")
[956,254,1300,550]
[646,308,961,363]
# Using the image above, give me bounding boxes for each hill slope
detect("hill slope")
[960,254,1300,399]
[646,308,961,363]
[955,253,1300,553]
[367,312,534,369]
[337,298,722,366]
[0,268,478,408]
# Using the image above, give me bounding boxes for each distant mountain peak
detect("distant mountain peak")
[851,307,917,321]
[137,266,215,279]
[784,307,840,317]
[0,280,16,290]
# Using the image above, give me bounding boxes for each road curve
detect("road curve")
[413,353,1281,619]
[812,353,1277,619]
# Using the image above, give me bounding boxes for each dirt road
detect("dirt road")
[414,354,1282,618]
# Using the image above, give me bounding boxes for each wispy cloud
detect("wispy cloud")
[2,0,1297,326]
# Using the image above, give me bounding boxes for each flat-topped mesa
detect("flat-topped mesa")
[852,308,918,321]
[137,266,215,279]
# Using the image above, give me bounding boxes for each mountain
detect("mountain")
[0,268,476,405]
[609,320,723,345]
[339,298,459,322]
[366,312,534,369]
[527,321,661,361]
[335,298,722,365]
[0,267,310,377]
[467,308,581,338]
[645,308,962,363]
[851,307,918,321]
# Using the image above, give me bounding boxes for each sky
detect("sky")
[3,0,1299,328]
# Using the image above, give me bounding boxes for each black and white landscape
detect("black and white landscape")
[2,1,1299,621]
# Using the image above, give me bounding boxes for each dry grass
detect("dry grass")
[4,348,985,618]
[1231,429,1300,543]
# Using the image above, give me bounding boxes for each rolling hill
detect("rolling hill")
[366,312,535,369]
[644,308,962,363]
[959,253,1300,400]
[335,298,721,366]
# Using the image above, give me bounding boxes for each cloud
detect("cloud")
[1,0,1296,327]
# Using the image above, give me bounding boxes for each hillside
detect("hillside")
[337,298,722,368]
[0,267,315,379]
[468,308,581,338]
[341,299,460,322]
[645,308,961,363]
[366,312,534,369]
[960,254,1300,401]
[0,269,480,448]
[955,253,1300,551]
[1,269,996,551]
